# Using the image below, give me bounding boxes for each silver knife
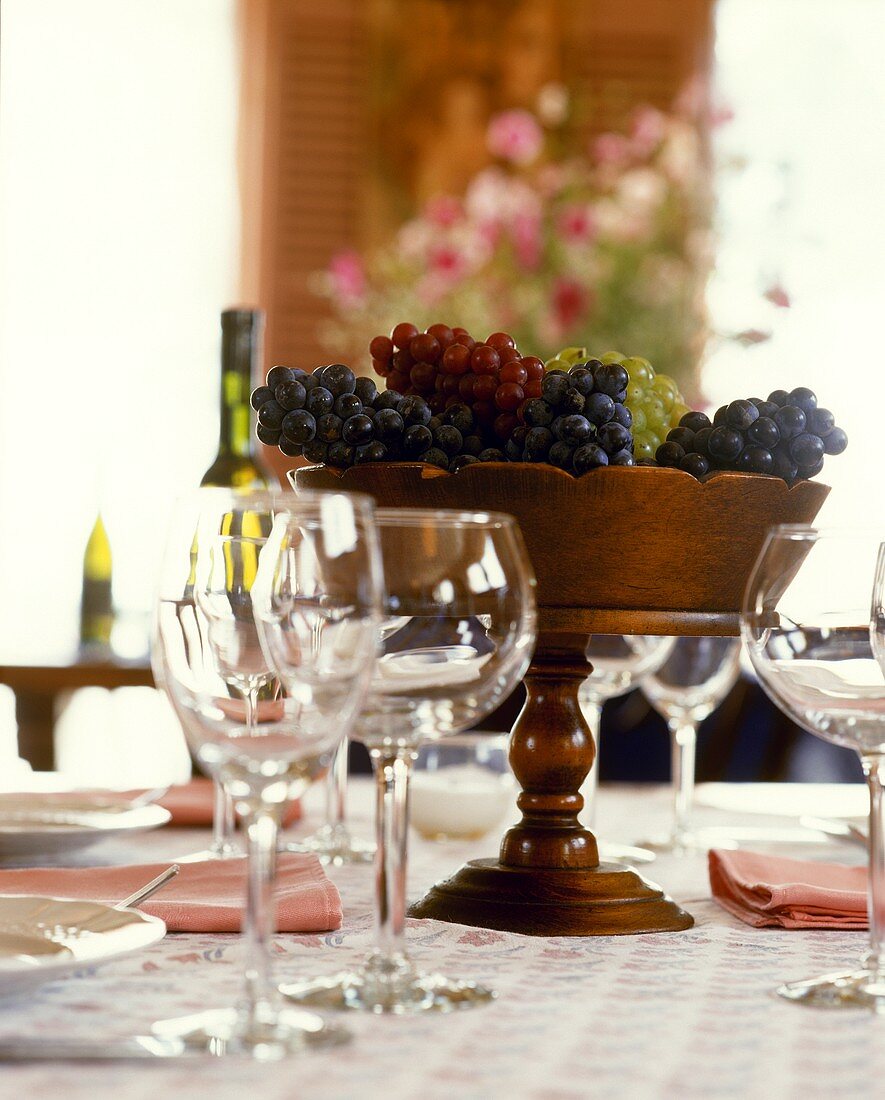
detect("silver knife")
[0,1036,202,1061]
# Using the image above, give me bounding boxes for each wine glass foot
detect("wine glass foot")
[151,1003,350,1058]
[597,839,656,864]
[776,969,885,1010]
[174,842,241,864]
[281,824,375,866]
[280,955,495,1014]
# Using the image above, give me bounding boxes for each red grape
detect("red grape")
[428,393,445,414]
[487,331,516,350]
[372,357,391,377]
[387,369,410,393]
[392,348,414,372]
[458,375,476,400]
[522,356,545,381]
[391,322,419,350]
[494,412,518,439]
[453,329,477,352]
[499,361,528,386]
[495,382,524,411]
[410,362,437,392]
[410,333,441,364]
[442,343,471,375]
[434,374,447,392]
[473,400,496,425]
[497,346,522,367]
[472,345,501,376]
[426,323,456,350]
[442,374,461,396]
[523,378,543,399]
[444,394,463,409]
[472,375,497,401]
[369,335,394,362]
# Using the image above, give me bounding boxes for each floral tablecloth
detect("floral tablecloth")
[0,781,879,1100]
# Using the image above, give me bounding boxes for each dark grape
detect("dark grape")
[374,390,403,411]
[373,408,405,442]
[797,457,825,478]
[423,448,449,468]
[692,426,713,456]
[316,413,343,443]
[735,445,773,474]
[559,415,593,447]
[750,400,779,420]
[584,393,615,426]
[281,410,316,445]
[713,405,728,426]
[611,403,633,428]
[504,428,528,461]
[342,413,374,446]
[725,400,760,431]
[266,365,297,391]
[568,367,595,397]
[573,444,609,473]
[461,434,483,456]
[478,448,506,462]
[305,387,334,417]
[323,364,356,396]
[767,389,790,408]
[593,363,629,398]
[666,427,696,450]
[444,404,475,435]
[823,427,848,455]
[334,393,362,419]
[770,448,798,482]
[523,427,553,461]
[434,424,463,456]
[747,416,780,449]
[656,441,685,467]
[354,377,378,405]
[807,408,835,437]
[402,424,433,456]
[300,373,321,392]
[326,442,355,467]
[398,395,432,426]
[597,422,632,455]
[789,432,825,466]
[450,454,479,472]
[609,450,635,466]
[523,399,554,428]
[547,441,574,469]
[256,424,281,446]
[278,438,302,457]
[679,411,711,433]
[250,386,274,410]
[355,441,388,464]
[302,440,328,464]
[774,406,806,440]
[708,426,744,462]
[257,400,285,430]
[680,453,709,478]
[275,380,306,411]
[788,387,817,414]
[559,389,585,415]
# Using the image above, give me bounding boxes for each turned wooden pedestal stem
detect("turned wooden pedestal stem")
[409,631,693,936]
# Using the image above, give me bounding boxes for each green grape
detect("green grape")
[622,357,653,384]
[631,406,648,433]
[646,397,667,430]
[646,431,661,450]
[599,350,626,365]
[633,432,656,460]
[652,374,678,409]
[627,383,645,405]
[544,356,571,372]
[557,346,588,365]
[671,402,691,425]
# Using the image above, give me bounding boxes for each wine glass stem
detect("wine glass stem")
[669,719,698,845]
[211,777,235,855]
[862,753,885,976]
[325,739,349,832]
[580,698,603,830]
[239,802,281,1020]
[370,749,412,961]
[243,684,260,737]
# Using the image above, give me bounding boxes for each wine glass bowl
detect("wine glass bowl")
[744,525,885,1009]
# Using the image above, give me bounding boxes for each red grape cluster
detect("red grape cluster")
[369,323,545,444]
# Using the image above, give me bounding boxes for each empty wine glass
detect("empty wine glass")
[578,635,674,862]
[640,636,741,853]
[744,525,885,1009]
[153,488,382,1054]
[259,508,537,1014]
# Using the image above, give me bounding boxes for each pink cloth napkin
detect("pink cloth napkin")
[708,848,867,929]
[158,778,301,828]
[0,854,341,933]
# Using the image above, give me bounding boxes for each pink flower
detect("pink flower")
[425,195,463,228]
[734,328,772,347]
[511,211,542,270]
[630,107,666,155]
[428,242,468,283]
[486,109,544,166]
[551,277,589,333]
[328,250,365,304]
[592,132,630,166]
[763,284,791,309]
[557,203,596,244]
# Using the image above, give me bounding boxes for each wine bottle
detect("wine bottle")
[200,308,274,489]
[79,513,113,652]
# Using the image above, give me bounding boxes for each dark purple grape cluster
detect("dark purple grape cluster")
[505,360,634,472]
[654,388,847,482]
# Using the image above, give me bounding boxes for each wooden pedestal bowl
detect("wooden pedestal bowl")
[294,462,830,936]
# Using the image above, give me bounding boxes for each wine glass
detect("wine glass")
[258,508,537,1014]
[743,525,885,1009]
[578,635,674,862]
[640,636,741,853]
[154,488,382,1053]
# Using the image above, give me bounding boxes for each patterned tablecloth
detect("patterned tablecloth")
[0,780,880,1100]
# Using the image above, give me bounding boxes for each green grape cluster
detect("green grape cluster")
[545,347,689,462]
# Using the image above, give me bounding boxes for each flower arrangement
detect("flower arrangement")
[315,87,738,394]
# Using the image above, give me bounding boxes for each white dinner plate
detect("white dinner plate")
[0,895,165,1001]
[695,782,868,820]
[0,801,171,860]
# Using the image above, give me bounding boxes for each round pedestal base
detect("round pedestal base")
[408,857,694,936]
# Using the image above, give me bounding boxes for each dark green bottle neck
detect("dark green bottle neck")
[218,316,258,459]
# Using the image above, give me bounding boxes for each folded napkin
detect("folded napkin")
[158,778,301,828]
[0,854,341,933]
[709,848,867,929]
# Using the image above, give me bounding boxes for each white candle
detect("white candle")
[410,764,515,840]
